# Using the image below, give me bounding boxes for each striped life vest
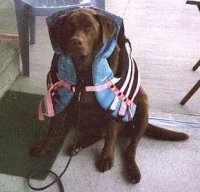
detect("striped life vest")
[39,7,141,122]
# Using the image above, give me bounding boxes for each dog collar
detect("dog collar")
[39,8,141,122]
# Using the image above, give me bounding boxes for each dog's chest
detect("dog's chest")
[75,65,97,105]
[68,94,111,133]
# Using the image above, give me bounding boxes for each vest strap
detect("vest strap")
[85,78,120,92]
[38,77,120,120]
[48,77,121,93]
[38,89,55,120]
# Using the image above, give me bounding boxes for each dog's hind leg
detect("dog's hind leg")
[125,87,149,183]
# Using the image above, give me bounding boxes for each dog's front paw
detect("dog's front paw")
[97,156,114,172]
[29,139,53,157]
[126,163,141,183]
[30,144,47,157]
[125,148,141,183]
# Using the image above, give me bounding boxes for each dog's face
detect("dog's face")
[60,9,101,57]
[49,8,116,59]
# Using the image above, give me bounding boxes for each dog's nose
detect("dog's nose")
[71,37,83,48]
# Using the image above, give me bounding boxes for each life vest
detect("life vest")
[39,7,141,122]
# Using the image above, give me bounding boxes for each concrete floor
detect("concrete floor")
[1,0,200,191]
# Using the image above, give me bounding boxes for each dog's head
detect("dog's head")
[49,8,116,58]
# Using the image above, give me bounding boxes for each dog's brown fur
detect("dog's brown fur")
[30,8,189,183]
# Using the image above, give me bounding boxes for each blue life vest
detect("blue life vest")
[44,7,141,122]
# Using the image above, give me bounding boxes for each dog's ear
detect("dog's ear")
[48,14,68,49]
[95,14,116,43]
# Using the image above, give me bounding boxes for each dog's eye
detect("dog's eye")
[62,22,75,34]
[64,26,73,34]
[85,25,94,32]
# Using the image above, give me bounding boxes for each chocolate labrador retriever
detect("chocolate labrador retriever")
[30,8,188,183]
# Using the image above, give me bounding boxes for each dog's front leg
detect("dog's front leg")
[30,110,67,157]
[126,87,149,183]
[98,120,120,172]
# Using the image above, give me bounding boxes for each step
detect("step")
[0,41,21,99]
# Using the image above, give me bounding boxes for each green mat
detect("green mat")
[0,91,66,180]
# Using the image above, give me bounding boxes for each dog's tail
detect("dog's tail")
[145,123,189,141]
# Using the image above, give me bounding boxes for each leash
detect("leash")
[27,92,82,192]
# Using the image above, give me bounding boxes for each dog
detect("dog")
[30,8,189,183]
